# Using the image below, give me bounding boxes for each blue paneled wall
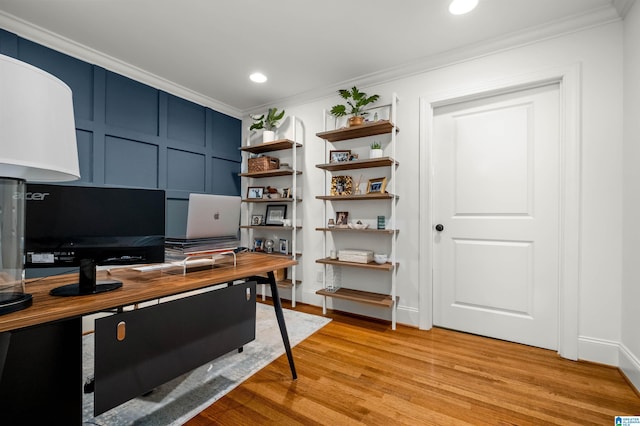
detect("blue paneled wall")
[0,29,241,237]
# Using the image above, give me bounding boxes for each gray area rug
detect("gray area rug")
[82,302,331,425]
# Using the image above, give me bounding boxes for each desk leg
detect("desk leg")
[268,271,297,379]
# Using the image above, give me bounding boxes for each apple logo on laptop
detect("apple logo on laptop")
[214,212,220,220]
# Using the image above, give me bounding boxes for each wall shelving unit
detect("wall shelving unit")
[315,95,400,329]
[239,127,303,307]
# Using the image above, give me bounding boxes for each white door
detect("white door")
[432,84,560,350]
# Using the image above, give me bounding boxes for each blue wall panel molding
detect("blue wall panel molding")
[0,28,241,234]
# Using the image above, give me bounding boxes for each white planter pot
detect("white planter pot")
[262,130,276,143]
[369,148,383,159]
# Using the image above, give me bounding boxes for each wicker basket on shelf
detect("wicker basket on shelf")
[248,156,280,173]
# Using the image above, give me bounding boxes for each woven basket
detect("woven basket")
[248,156,280,173]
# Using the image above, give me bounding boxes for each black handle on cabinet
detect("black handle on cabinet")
[435,224,444,232]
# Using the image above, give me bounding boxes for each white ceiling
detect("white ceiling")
[0,0,627,117]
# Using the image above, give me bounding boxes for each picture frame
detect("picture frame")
[279,238,289,255]
[251,214,263,226]
[253,237,264,252]
[330,150,351,163]
[247,186,264,199]
[282,187,292,198]
[366,177,387,194]
[330,175,352,196]
[265,204,287,226]
[335,211,349,227]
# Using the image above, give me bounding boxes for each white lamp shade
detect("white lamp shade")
[0,53,80,182]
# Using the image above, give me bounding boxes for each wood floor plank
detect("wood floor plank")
[186,301,640,425]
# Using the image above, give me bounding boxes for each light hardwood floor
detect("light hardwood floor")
[187,301,640,425]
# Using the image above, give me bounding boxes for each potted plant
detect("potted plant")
[369,141,383,158]
[330,86,380,127]
[250,107,285,142]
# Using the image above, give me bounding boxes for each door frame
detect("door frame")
[418,64,581,360]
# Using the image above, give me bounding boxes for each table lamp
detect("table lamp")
[0,53,80,315]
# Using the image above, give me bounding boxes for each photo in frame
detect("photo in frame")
[265,204,287,225]
[251,214,263,226]
[247,186,264,199]
[253,237,264,252]
[282,188,292,198]
[366,177,387,194]
[330,175,352,196]
[335,211,349,227]
[330,150,351,163]
[279,238,289,255]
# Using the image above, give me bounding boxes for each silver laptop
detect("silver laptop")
[185,193,241,239]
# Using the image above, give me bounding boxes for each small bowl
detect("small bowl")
[348,220,369,230]
[373,254,388,264]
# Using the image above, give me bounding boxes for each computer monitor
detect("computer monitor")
[24,184,165,296]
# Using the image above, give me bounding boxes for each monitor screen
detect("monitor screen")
[25,184,165,296]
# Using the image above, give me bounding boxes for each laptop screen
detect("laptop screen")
[184,194,241,240]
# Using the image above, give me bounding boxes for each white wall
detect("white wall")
[621,0,640,390]
[245,21,627,366]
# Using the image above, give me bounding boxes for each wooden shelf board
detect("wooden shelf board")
[316,257,396,271]
[239,139,302,154]
[316,193,398,201]
[316,120,398,142]
[315,287,394,308]
[315,227,398,234]
[239,169,301,178]
[315,157,398,171]
[275,278,302,289]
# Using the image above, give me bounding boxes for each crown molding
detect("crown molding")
[613,0,636,17]
[0,11,242,119]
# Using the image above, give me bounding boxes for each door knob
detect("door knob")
[435,224,444,232]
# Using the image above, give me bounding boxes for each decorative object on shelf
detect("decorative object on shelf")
[264,186,280,198]
[253,238,264,251]
[374,253,388,264]
[336,211,349,227]
[329,86,380,127]
[282,187,292,198]
[264,239,275,253]
[250,107,285,142]
[330,175,352,196]
[282,219,292,227]
[330,150,351,163]
[279,238,289,254]
[369,141,383,158]
[354,174,364,195]
[348,220,369,230]
[367,177,387,194]
[248,155,280,172]
[247,186,264,199]
[251,214,264,225]
[327,218,336,228]
[377,215,386,230]
[329,249,337,259]
[265,204,287,225]
[338,249,374,264]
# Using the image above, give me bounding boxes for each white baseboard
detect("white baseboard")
[619,344,640,394]
[578,336,620,365]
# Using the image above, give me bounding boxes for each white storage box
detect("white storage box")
[338,249,373,264]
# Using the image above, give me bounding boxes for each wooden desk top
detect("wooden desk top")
[0,252,296,333]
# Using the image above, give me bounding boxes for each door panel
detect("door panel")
[433,84,559,350]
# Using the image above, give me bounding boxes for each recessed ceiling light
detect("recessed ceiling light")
[249,72,267,83]
[449,0,478,15]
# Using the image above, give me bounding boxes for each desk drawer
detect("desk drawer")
[94,280,256,416]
